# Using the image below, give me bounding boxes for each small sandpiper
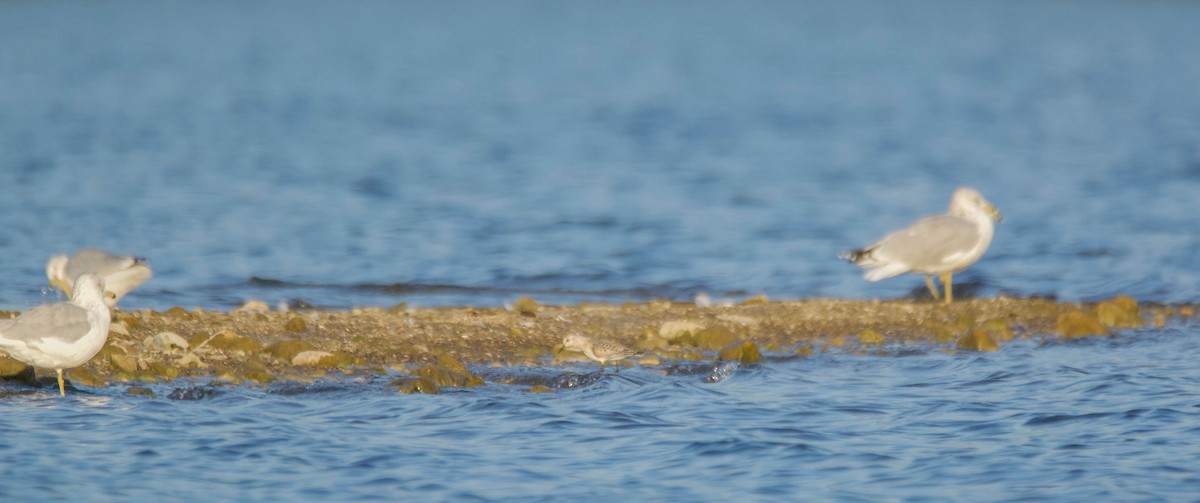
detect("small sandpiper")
[561,334,640,373]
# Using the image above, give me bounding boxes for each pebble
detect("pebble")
[145,332,190,352]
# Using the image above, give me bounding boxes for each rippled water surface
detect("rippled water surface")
[2,0,1200,500]
[4,324,1200,501]
[2,0,1200,309]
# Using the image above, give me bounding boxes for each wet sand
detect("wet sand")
[0,296,1191,392]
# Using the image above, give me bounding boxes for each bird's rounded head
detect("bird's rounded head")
[46,255,70,290]
[950,187,1002,222]
[70,273,107,305]
[562,334,589,351]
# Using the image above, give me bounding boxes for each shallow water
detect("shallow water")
[2,0,1200,500]
[3,323,1199,501]
[2,0,1199,310]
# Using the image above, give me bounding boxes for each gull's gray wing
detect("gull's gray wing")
[873,215,982,269]
[65,248,140,279]
[0,303,92,346]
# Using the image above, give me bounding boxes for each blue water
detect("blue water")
[2,0,1200,500]
[2,0,1199,310]
[4,326,1200,501]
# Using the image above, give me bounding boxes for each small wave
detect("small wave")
[1023,412,1116,426]
[167,386,220,401]
[704,361,741,383]
[548,373,604,389]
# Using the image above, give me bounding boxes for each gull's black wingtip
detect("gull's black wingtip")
[839,249,868,264]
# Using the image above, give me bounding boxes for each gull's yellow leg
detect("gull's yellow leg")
[924,275,941,301]
[57,369,65,396]
[940,273,954,304]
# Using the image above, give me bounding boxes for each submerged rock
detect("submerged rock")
[1055,311,1109,338]
[240,360,276,383]
[69,367,107,388]
[859,329,885,346]
[931,325,959,344]
[978,319,1014,343]
[147,361,180,379]
[414,355,484,388]
[418,366,483,388]
[1095,296,1142,328]
[717,340,762,363]
[127,386,156,397]
[393,376,440,394]
[0,356,34,381]
[956,329,999,352]
[435,354,471,374]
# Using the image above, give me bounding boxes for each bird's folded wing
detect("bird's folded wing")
[0,304,93,346]
[873,215,981,267]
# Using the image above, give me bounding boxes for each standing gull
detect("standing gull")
[46,248,152,306]
[0,274,112,395]
[561,334,640,373]
[841,187,1002,304]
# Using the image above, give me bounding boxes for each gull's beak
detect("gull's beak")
[986,203,1003,223]
[50,278,71,295]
